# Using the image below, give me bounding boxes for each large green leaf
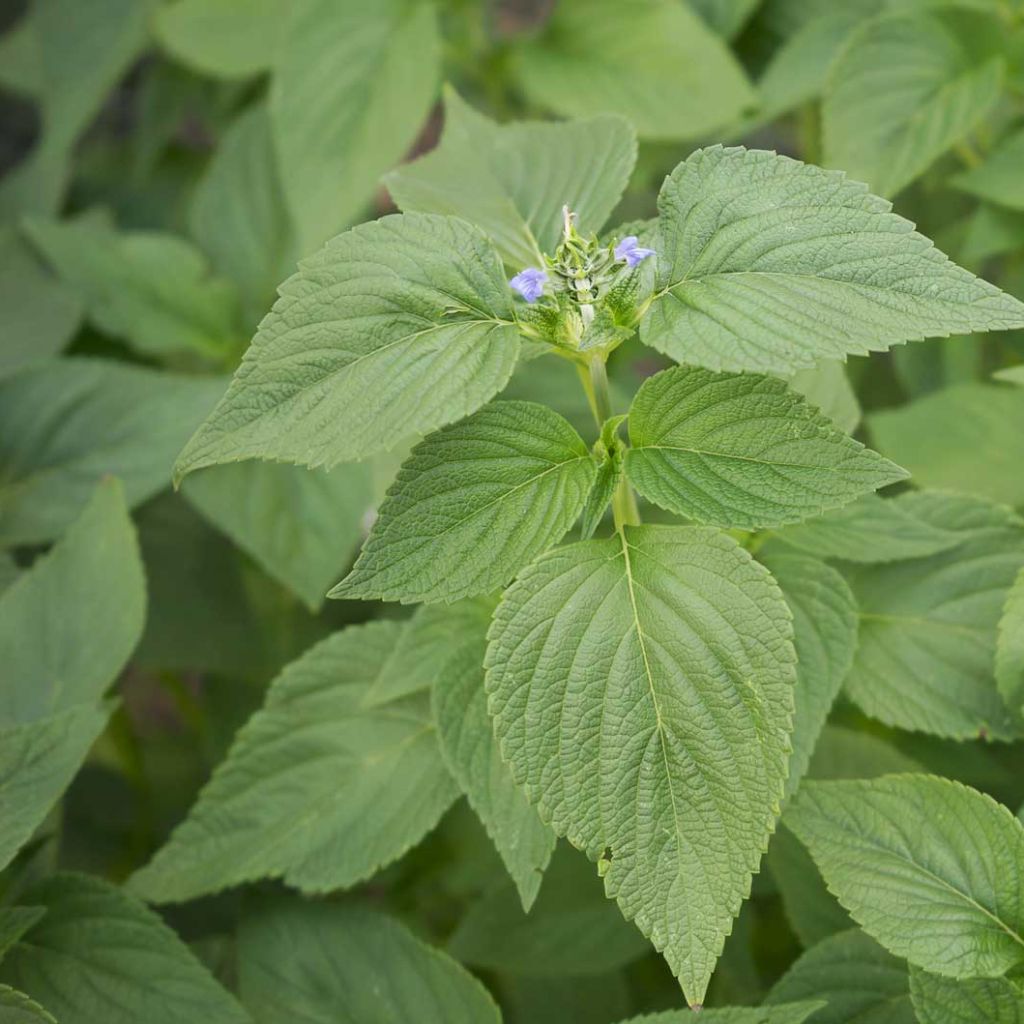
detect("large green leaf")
[174,213,520,480]
[624,366,904,530]
[952,127,1024,212]
[823,11,1003,197]
[486,525,795,1004]
[641,146,1024,375]
[0,986,55,1024]
[870,384,1024,507]
[842,492,1024,739]
[616,1002,825,1023]
[270,0,440,253]
[787,360,860,435]
[0,359,222,545]
[238,900,500,1024]
[428,599,554,910]
[512,0,754,141]
[332,402,595,604]
[129,620,458,902]
[0,875,250,1024]
[788,775,1024,979]
[997,567,1024,722]
[387,89,636,269]
[155,0,278,78]
[910,965,1024,1023]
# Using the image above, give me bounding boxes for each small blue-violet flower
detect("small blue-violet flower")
[509,267,548,303]
[614,236,656,268]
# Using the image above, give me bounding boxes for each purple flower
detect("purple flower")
[614,236,656,268]
[509,267,548,303]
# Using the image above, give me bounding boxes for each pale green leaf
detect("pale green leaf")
[23,217,240,361]
[788,774,1024,978]
[997,567,1024,722]
[0,986,55,1024]
[183,459,372,611]
[386,88,636,270]
[270,0,440,253]
[995,365,1024,385]
[952,127,1024,211]
[823,11,1003,197]
[962,206,1024,265]
[486,525,796,1004]
[870,384,1024,507]
[428,599,554,910]
[512,0,754,142]
[238,900,500,1024]
[174,213,520,480]
[688,0,762,37]
[642,146,1024,375]
[910,965,1024,1023]
[0,478,145,724]
[0,359,222,545]
[625,365,905,530]
[616,1001,825,1023]
[766,928,914,1023]
[332,401,595,604]
[787,360,860,435]
[0,874,251,1024]
[128,620,458,903]
[842,492,1024,739]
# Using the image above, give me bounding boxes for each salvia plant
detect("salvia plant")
[4,1,1024,1023]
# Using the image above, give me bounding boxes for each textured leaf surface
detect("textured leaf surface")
[842,492,1024,739]
[486,525,796,1004]
[175,214,520,479]
[616,1001,824,1023]
[333,402,595,604]
[823,11,1003,197]
[387,89,636,269]
[788,775,1024,978]
[238,900,500,1024]
[155,0,277,78]
[997,567,1024,722]
[0,875,250,1024]
[910,965,1024,1023]
[429,600,554,910]
[129,621,458,902]
[642,146,1024,375]
[0,358,222,545]
[0,986,55,1024]
[513,0,753,141]
[625,366,904,530]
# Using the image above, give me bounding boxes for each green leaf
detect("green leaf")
[0,986,56,1024]
[0,874,251,1024]
[270,0,440,253]
[786,360,860,435]
[769,492,963,563]
[0,478,145,723]
[642,146,1024,376]
[995,365,1024,385]
[870,384,1024,507]
[23,216,240,361]
[806,725,924,782]
[331,402,595,604]
[997,568,1024,722]
[788,775,1024,979]
[0,358,223,546]
[428,599,554,910]
[842,492,1024,739]
[238,899,500,1024]
[580,415,627,540]
[155,0,278,79]
[0,911,46,963]
[766,928,915,1023]
[688,0,762,38]
[183,460,372,611]
[625,366,904,530]
[615,1001,825,1023]
[448,843,648,976]
[174,213,520,480]
[485,525,796,1005]
[512,0,753,142]
[822,11,1003,197]
[387,89,636,271]
[910,965,1024,1023]
[128,620,458,903]
[759,554,858,803]
[952,127,1024,211]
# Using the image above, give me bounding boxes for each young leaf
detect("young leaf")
[486,525,796,1005]
[788,775,1024,979]
[174,213,520,481]
[387,89,637,270]
[910,965,1024,1023]
[0,874,251,1024]
[580,415,627,540]
[823,11,1003,197]
[997,567,1024,723]
[511,0,754,141]
[0,358,223,545]
[642,146,1024,375]
[128,621,458,903]
[952,127,1024,212]
[0,986,56,1024]
[428,599,555,910]
[331,402,595,604]
[238,900,500,1024]
[842,492,1024,740]
[624,366,905,530]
